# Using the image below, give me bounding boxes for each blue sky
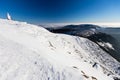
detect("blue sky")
[0,0,120,24]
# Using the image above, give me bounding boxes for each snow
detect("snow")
[0,18,119,80]
[97,42,114,50]
[105,42,114,50]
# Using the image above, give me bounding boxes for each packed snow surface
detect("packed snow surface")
[0,19,119,80]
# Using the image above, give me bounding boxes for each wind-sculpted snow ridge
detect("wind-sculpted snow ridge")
[0,19,119,80]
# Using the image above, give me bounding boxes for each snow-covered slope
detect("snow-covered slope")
[46,24,120,62]
[0,19,119,80]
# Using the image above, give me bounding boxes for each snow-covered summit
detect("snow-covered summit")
[0,19,119,80]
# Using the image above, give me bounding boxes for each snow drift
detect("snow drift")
[0,19,119,80]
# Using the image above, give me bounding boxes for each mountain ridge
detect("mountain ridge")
[46,24,120,62]
[0,19,119,80]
